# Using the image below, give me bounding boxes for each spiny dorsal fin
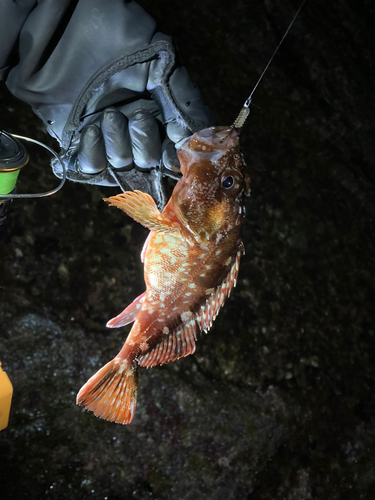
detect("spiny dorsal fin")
[104,191,179,234]
[138,245,244,368]
[107,292,146,328]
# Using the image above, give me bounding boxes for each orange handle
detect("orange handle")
[0,362,13,431]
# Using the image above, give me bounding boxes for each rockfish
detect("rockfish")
[77,125,251,424]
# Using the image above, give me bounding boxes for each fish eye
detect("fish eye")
[222,176,234,190]
[221,171,243,195]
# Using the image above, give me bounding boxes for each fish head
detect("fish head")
[172,126,251,248]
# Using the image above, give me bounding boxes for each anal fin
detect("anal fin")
[139,320,197,368]
[107,292,146,328]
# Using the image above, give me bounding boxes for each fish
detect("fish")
[76,125,251,424]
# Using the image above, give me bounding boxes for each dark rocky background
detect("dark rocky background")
[1,0,375,498]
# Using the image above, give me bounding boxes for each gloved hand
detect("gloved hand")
[51,33,214,208]
[75,59,213,175]
[2,0,213,208]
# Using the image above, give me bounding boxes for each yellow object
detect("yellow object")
[0,362,13,431]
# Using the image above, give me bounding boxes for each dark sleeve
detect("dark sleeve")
[0,0,166,144]
[2,0,156,100]
[0,0,37,79]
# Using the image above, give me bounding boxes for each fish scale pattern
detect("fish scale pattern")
[138,247,243,368]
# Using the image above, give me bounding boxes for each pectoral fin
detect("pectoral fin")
[104,191,179,234]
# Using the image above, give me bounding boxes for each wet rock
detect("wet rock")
[0,313,292,499]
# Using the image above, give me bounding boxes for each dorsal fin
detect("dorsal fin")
[138,245,244,368]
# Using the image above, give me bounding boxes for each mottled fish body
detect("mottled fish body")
[77,126,250,424]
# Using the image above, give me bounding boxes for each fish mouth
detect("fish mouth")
[176,126,240,153]
[195,126,240,148]
[197,125,238,140]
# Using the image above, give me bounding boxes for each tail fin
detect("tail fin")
[76,357,138,425]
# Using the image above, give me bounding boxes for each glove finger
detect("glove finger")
[162,138,180,172]
[78,124,107,174]
[128,109,162,171]
[166,120,191,144]
[101,108,133,171]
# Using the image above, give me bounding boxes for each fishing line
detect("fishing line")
[231,0,307,130]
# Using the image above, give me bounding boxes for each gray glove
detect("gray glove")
[1,1,213,207]
[73,52,213,187]
[49,32,213,208]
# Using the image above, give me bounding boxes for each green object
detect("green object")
[0,169,20,195]
[0,131,29,197]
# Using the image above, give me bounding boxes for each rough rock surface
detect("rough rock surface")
[1,1,374,499]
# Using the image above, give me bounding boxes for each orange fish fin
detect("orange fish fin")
[106,292,146,328]
[104,191,178,234]
[76,357,137,425]
[197,245,244,333]
[139,319,198,368]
